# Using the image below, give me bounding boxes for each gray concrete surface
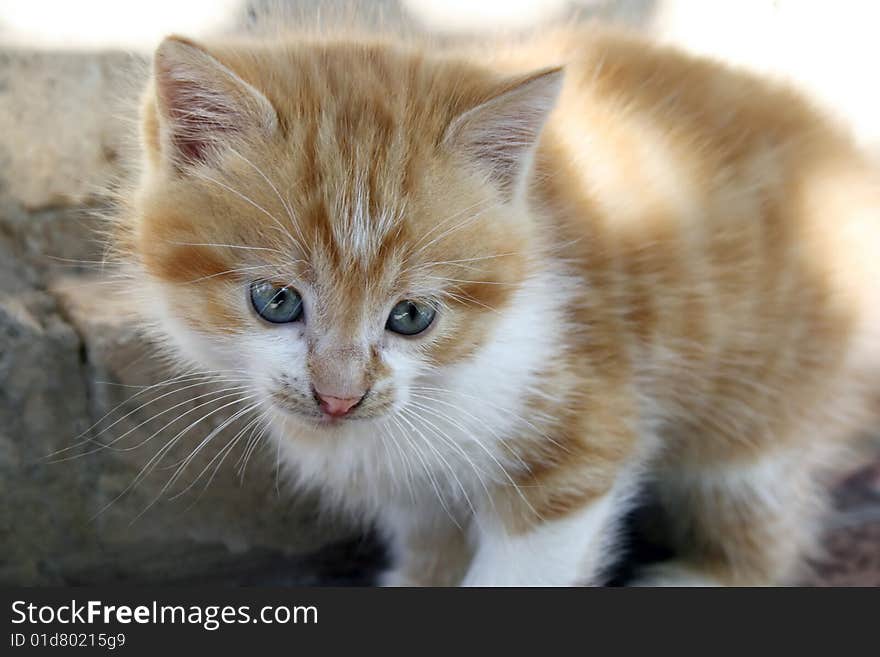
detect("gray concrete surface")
[0,48,369,585]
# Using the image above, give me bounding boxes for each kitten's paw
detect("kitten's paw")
[376,569,410,587]
[628,561,724,587]
[376,568,427,587]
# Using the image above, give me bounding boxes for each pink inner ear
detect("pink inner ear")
[157,68,242,165]
[168,98,234,164]
[153,38,277,168]
[444,67,563,193]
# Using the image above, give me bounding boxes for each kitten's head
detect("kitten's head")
[127,36,561,432]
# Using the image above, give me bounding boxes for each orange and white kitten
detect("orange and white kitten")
[116,25,880,586]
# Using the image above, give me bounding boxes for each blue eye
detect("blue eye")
[250,281,303,324]
[386,300,436,336]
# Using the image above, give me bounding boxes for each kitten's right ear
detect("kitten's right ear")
[443,67,563,196]
[152,36,278,169]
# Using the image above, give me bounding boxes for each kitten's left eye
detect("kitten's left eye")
[250,281,303,324]
[386,300,436,336]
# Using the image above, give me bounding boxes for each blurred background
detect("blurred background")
[0,0,878,585]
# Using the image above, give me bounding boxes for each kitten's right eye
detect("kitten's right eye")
[250,281,303,324]
[386,300,436,336]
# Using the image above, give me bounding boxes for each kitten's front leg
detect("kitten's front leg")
[378,504,473,587]
[461,416,643,586]
[462,483,627,587]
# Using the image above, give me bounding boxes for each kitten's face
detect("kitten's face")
[129,37,560,434]
[137,160,523,429]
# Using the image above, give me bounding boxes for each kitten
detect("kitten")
[114,25,880,586]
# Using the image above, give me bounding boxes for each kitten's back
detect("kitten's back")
[514,27,880,456]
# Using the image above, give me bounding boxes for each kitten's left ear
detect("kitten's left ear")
[152,35,279,169]
[443,67,563,195]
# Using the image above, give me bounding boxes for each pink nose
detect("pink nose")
[315,392,363,417]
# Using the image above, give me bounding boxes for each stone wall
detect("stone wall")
[0,49,376,585]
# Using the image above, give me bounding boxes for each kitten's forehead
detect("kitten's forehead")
[167,40,526,273]
[320,175,408,269]
[305,193,407,325]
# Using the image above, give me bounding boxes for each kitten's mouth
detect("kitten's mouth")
[270,389,372,425]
